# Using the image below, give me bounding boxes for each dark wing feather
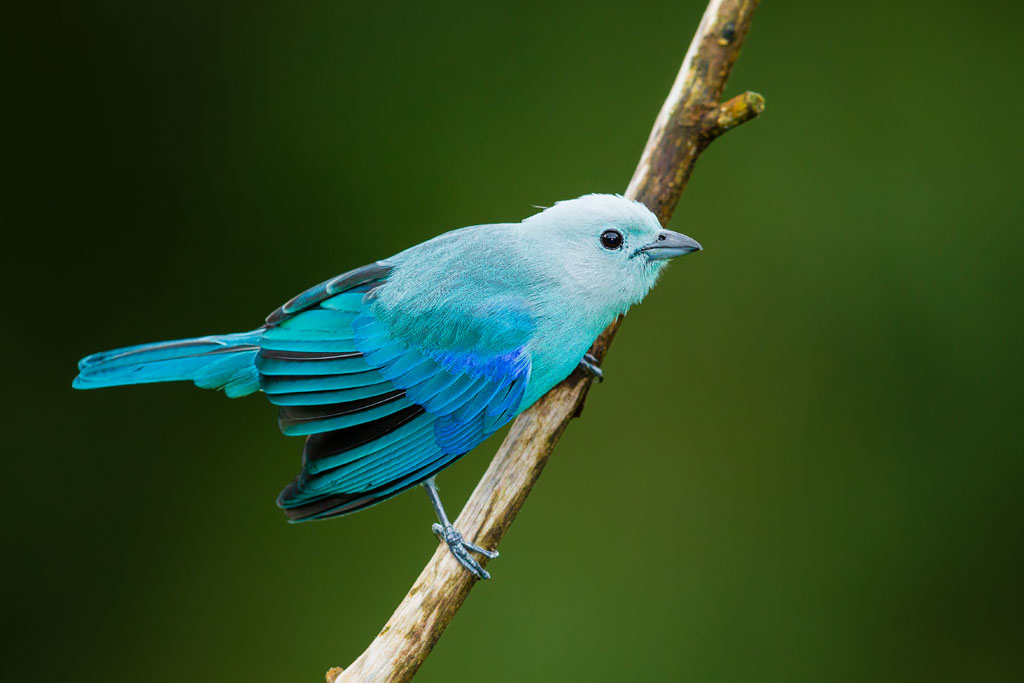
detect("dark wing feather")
[264,262,392,327]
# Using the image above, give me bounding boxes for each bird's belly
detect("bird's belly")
[516,327,601,412]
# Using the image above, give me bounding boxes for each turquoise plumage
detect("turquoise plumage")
[73,194,702,578]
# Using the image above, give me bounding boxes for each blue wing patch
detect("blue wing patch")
[261,266,533,521]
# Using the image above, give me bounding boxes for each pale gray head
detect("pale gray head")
[519,193,702,316]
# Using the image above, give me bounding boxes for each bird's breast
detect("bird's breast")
[517,312,607,411]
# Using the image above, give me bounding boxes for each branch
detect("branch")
[331,1,762,680]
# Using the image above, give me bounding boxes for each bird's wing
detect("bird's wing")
[263,261,393,326]
[260,263,533,521]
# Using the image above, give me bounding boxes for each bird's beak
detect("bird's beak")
[634,230,703,260]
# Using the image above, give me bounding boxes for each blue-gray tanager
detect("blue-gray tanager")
[73,194,702,578]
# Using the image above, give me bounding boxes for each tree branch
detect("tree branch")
[331,1,762,680]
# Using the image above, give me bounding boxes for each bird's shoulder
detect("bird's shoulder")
[371,223,539,355]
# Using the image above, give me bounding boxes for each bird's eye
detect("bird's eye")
[600,229,623,250]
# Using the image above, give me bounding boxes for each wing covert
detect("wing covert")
[259,264,534,520]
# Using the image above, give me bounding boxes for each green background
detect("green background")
[5,1,1023,681]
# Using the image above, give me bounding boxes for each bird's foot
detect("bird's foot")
[431,523,499,580]
[578,352,604,382]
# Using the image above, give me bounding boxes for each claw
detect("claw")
[423,479,499,579]
[432,523,496,580]
[462,538,500,559]
[578,352,604,382]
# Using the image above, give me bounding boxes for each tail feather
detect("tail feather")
[73,329,264,397]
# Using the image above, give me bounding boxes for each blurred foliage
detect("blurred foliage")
[3,1,1023,681]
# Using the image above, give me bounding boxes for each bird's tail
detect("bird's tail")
[73,329,264,398]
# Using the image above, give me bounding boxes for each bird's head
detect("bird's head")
[520,193,702,317]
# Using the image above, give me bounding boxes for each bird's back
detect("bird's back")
[377,221,611,406]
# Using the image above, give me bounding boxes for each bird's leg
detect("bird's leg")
[577,352,604,382]
[422,478,499,580]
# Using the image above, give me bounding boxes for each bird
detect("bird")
[73,193,702,579]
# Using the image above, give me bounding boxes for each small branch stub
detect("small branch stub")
[704,91,765,139]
